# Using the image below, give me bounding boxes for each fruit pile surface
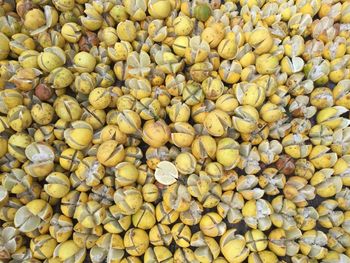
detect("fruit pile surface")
[0,0,350,262]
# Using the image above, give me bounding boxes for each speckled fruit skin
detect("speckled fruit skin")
[35,84,53,101]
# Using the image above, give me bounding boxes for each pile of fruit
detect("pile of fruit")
[0,0,350,262]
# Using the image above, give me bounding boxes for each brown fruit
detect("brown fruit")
[276,154,295,176]
[35,84,53,101]
[78,31,99,52]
